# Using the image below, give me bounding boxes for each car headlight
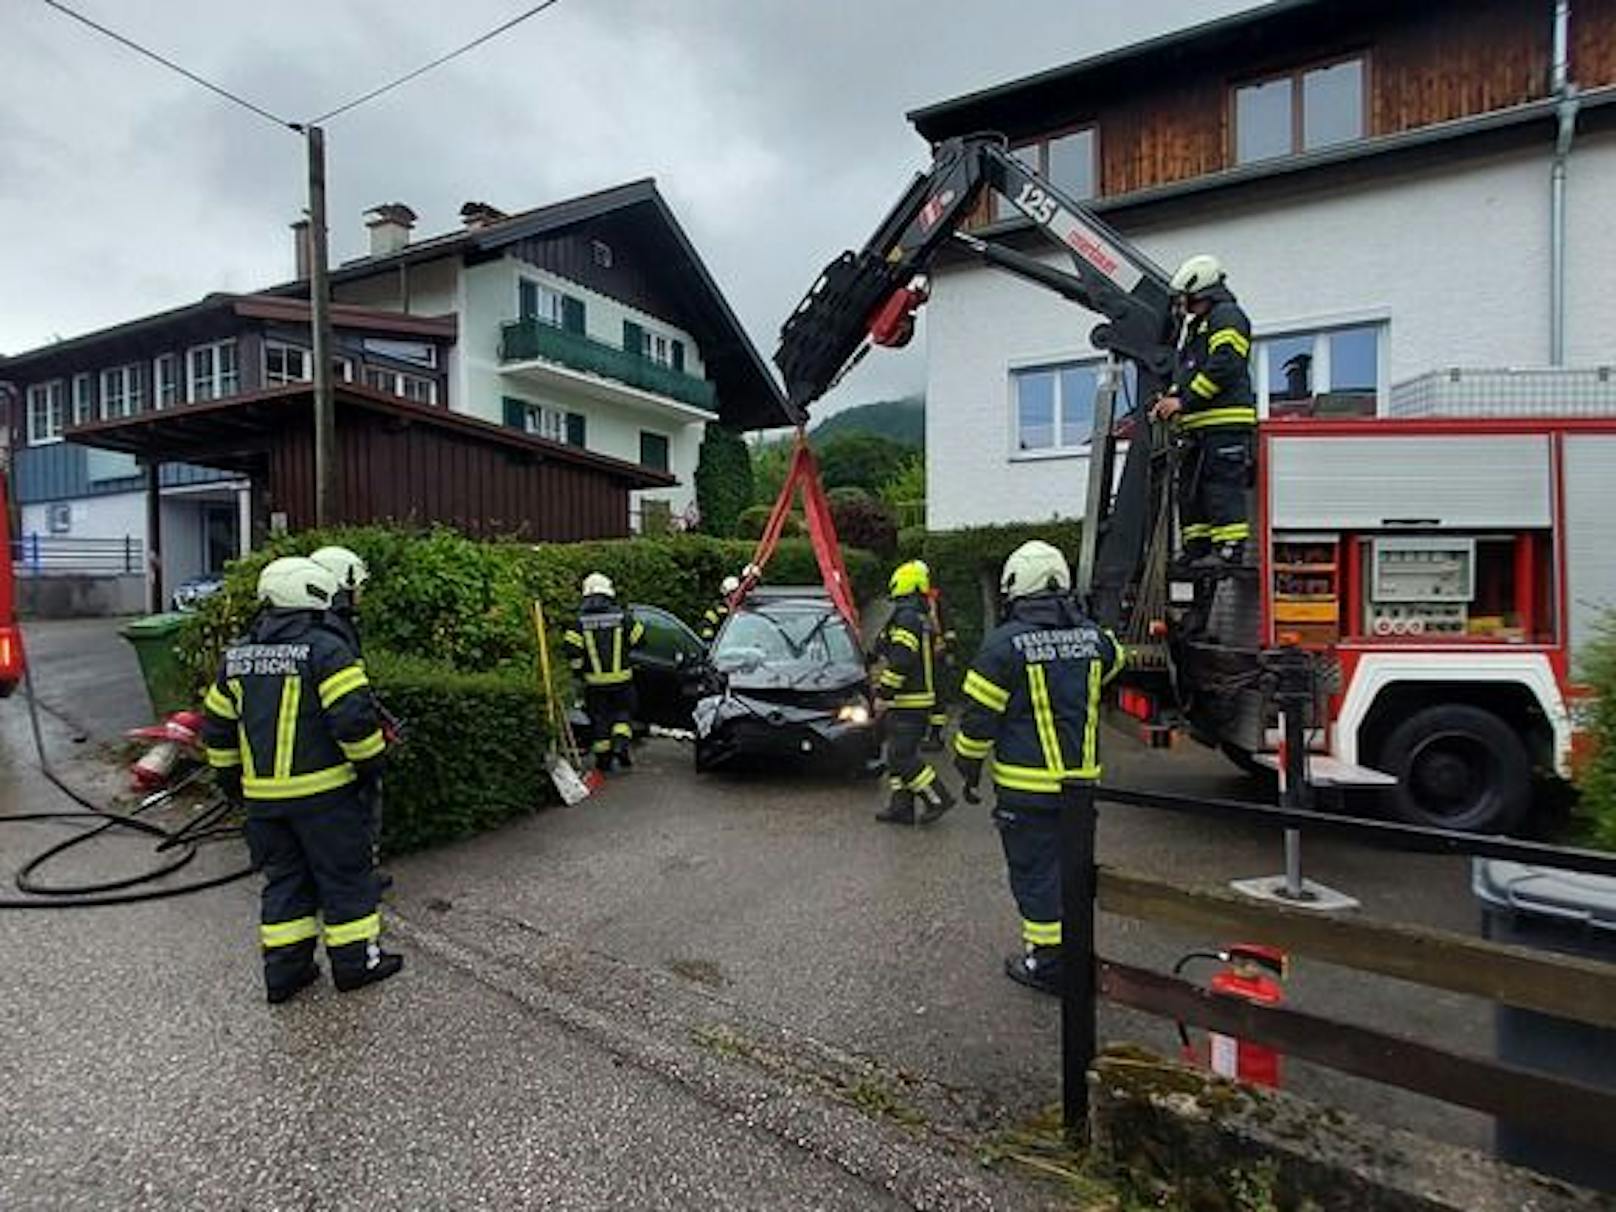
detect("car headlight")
[837,703,870,725]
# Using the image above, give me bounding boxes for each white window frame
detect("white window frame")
[71,373,94,426]
[100,363,144,420]
[1252,313,1390,418]
[1008,356,1119,462]
[26,381,66,446]
[263,341,313,386]
[523,402,566,443]
[363,366,438,406]
[333,355,355,383]
[153,353,179,408]
[187,339,239,402]
[518,276,565,327]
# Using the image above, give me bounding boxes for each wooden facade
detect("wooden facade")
[929,0,1612,218]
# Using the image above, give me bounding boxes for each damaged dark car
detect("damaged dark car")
[692,588,880,776]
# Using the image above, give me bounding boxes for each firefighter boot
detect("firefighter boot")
[594,747,615,775]
[265,939,321,1006]
[922,722,946,753]
[918,779,957,825]
[1004,946,1064,996]
[614,736,634,769]
[330,940,405,993]
[875,788,916,825]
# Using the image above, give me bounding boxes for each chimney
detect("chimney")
[459,201,507,229]
[291,218,311,280]
[364,202,418,257]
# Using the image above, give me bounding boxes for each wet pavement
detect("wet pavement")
[1,619,1502,1208]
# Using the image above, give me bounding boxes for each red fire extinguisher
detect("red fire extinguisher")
[1175,944,1288,1089]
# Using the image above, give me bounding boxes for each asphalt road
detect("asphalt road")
[0,618,1508,1209]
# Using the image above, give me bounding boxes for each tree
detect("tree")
[694,423,754,538]
[879,454,927,530]
[816,432,914,495]
[749,439,793,511]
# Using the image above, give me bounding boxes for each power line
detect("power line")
[307,0,564,126]
[38,0,299,133]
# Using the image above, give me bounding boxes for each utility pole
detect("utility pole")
[306,125,336,526]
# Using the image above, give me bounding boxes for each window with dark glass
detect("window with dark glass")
[1235,56,1365,164]
[639,430,670,473]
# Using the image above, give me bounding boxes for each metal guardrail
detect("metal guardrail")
[11,535,144,576]
[498,318,718,411]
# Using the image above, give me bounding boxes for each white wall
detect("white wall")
[925,137,1616,529]
[21,491,144,542]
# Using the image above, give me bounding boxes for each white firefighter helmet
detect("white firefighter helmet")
[582,572,615,598]
[308,545,370,593]
[1169,253,1226,299]
[720,575,741,596]
[1000,540,1071,600]
[258,556,340,611]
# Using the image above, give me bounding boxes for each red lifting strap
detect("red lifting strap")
[740,430,860,633]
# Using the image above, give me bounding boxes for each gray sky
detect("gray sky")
[2,0,1255,415]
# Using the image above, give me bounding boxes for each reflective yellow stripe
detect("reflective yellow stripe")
[242,765,357,800]
[563,629,583,646]
[1022,919,1063,947]
[1182,523,1214,539]
[611,722,633,738]
[592,739,612,754]
[274,678,301,781]
[612,626,623,672]
[1207,327,1251,356]
[630,620,645,645]
[1210,522,1251,542]
[584,629,601,675]
[928,710,948,726]
[204,684,238,720]
[340,729,386,762]
[317,665,369,709]
[584,669,633,686]
[954,733,992,759]
[260,916,319,948]
[906,765,937,791]
[889,628,920,652]
[894,692,936,708]
[206,747,241,768]
[1180,406,1257,429]
[1189,372,1220,400]
[878,669,905,688]
[1027,664,1062,774]
[227,678,244,711]
[962,671,1010,713]
[990,759,1101,793]
[1084,661,1102,774]
[1105,631,1127,684]
[324,912,380,948]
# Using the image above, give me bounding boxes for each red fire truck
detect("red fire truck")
[774,134,1611,834]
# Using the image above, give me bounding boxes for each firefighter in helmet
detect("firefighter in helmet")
[563,572,645,772]
[953,541,1124,994]
[202,556,401,1003]
[873,559,956,826]
[700,574,742,644]
[1151,253,1256,568]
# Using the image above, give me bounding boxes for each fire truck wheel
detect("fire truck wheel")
[1379,705,1530,834]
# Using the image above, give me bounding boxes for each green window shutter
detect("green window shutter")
[671,340,685,373]
[562,295,586,335]
[622,320,644,358]
[502,396,528,430]
[566,411,587,447]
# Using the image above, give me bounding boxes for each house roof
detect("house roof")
[306,178,795,430]
[908,0,1328,139]
[66,382,675,490]
[0,294,454,372]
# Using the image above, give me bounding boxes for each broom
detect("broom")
[532,600,597,804]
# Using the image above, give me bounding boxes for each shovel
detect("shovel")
[532,600,597,803]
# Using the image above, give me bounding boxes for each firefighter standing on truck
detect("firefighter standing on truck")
[202,556,402,1004]
[953,541,1123,994]
[874,560,956,826]
[563,573,645,773]
[1150,254,1256,568]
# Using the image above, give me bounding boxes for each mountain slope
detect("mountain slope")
[811,397,924,448]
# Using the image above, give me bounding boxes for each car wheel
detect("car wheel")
[1378,705,1530,834]
[694,739,719,774]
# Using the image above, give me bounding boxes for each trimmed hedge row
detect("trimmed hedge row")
[368,653,552,854]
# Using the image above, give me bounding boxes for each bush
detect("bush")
[368,653,552,854]
[1576,613,1616,849]
[829,493,898,558]
[694,423,753,538]
[879,454,926,513]
[737,504,803,541]
[818,432,915,494]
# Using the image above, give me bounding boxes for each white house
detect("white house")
[909,0,1616,529]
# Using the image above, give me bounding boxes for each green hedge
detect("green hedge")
[368,653,552,854]
[177,526,883,692]
[1576,613,1616,849]
[906,520,1085,676]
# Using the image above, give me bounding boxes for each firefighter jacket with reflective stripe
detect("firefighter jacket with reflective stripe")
[201,610,386,803]
[563,595,646,687]
[699,600,729,643]
[875,595,935,710]
[953,594,1124,793]
[1173,285,1256,432]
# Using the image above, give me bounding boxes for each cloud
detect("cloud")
[1,0,1256,413]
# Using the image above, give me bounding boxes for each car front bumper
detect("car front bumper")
[693,692,881,768]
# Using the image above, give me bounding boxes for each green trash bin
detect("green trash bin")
[120,612,195,718]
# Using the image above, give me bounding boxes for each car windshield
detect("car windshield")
[712,606,859,671]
